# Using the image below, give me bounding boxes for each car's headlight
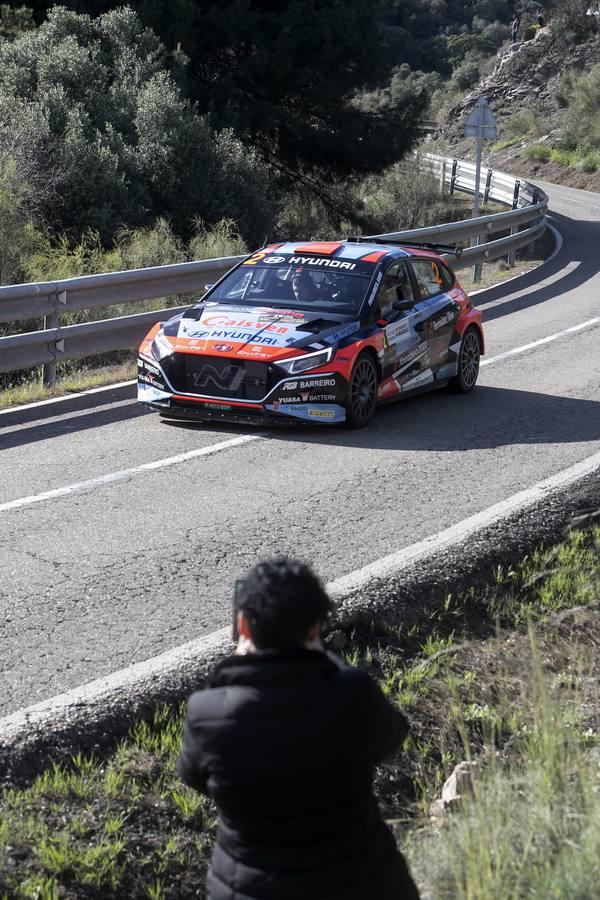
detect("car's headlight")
[278,347,333,375]
[151,330,173,361]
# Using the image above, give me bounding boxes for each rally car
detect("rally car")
[137,239,484,428]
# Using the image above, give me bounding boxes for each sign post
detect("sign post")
[464,97,497,281]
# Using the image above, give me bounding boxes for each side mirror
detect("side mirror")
[393,285,413,312]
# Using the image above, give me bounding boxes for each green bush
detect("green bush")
[504,108,542,138]
[563,64,600,149]
[522,23,540,41]
[0,162,46,286]
[523,143,551,162]
[491,136,522,152]
[188,219,248,260]
[550,148,576,167]
[360,155,445,233]
[574,153,600,173]
[0,7,281,248]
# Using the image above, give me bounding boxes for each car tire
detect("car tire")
[345,353,379,428]
[449,326,481,393]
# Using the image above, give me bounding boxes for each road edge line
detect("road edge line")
[1,447,600,783]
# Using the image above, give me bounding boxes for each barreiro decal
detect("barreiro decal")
[430,310,454,332]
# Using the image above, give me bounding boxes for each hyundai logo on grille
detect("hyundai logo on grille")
[190,365,245,391]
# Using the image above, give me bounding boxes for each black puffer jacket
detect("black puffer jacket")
[177,649,419,900]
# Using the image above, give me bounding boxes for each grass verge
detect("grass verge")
[1,520,598,898]
[522,143,600,173]
[0,361,137,410]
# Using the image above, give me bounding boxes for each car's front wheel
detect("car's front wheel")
[345,353,379,428]
[449,327,481,393]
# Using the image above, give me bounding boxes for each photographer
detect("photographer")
[177,558,420,900]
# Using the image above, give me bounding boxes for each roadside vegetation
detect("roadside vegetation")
[502,62,600,175]
[1,519,598,899]
[0,0,564,395]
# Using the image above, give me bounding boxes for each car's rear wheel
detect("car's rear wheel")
[345,353,379,428]
[449,327,481,393]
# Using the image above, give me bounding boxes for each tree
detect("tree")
[29,1,427,185]
[0,5,276,244]
[0,161,45,285]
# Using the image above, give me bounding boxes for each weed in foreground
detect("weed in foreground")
[406,628,600,900]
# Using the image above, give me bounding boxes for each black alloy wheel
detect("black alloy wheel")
[345,353,379,428]
[449,327,481,393]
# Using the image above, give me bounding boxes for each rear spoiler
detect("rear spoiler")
[348,237,463,258]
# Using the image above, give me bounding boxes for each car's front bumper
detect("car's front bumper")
[138,354,348,425]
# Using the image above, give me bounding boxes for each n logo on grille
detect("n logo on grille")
[191,365,245,392]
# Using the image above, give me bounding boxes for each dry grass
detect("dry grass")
[0,361,137,410]
[0,522,598,898]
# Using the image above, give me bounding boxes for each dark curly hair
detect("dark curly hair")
[234,558,331,650]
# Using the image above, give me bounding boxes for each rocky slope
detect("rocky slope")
[434,28,600,191]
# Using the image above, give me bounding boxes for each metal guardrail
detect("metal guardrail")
[0,154,547,378]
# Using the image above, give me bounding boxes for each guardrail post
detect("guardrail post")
[449,160,457,195]
[483,169,493,204]
[507,225,518,267]
[528,190,540,256]
[512,180,521,210]
[42,289,66,388]
[440,159,447,196]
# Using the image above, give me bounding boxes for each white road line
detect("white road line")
[329,447,600,597]
[547,191,600,211]
[0,398,133,433]
[0,434,261,513]
[481,316,600,368]
[3,444,600,731]
[2,313,598,516]
[0,379,135,416]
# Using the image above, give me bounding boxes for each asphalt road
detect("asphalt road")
[2,179,600,717]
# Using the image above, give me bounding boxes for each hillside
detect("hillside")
[434,27,600,192]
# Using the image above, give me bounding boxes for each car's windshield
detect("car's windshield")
[207,258,372,316]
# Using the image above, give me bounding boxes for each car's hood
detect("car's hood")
[162,303,357,361]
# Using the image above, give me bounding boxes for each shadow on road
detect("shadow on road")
[473,211,600,324]
[166,384,600,453]
[0,399,152,451]
[0,381,137,429]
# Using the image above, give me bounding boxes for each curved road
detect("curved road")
[1,179,599,717]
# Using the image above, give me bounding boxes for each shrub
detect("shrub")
[0,162,46,286]
[360,155,444,233]
[188,219,248,260]
[118,219,186,271]
[550,148,576,167]
[0,7,281,248]
[523,143,551,162]
[574,153,600,173]
[407,631,600,900]
[522,23,540,41]
[563,64,600,149]
[504,107,542,138]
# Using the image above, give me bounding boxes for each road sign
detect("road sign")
[465,98,497,282]
[464,98,497,139]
